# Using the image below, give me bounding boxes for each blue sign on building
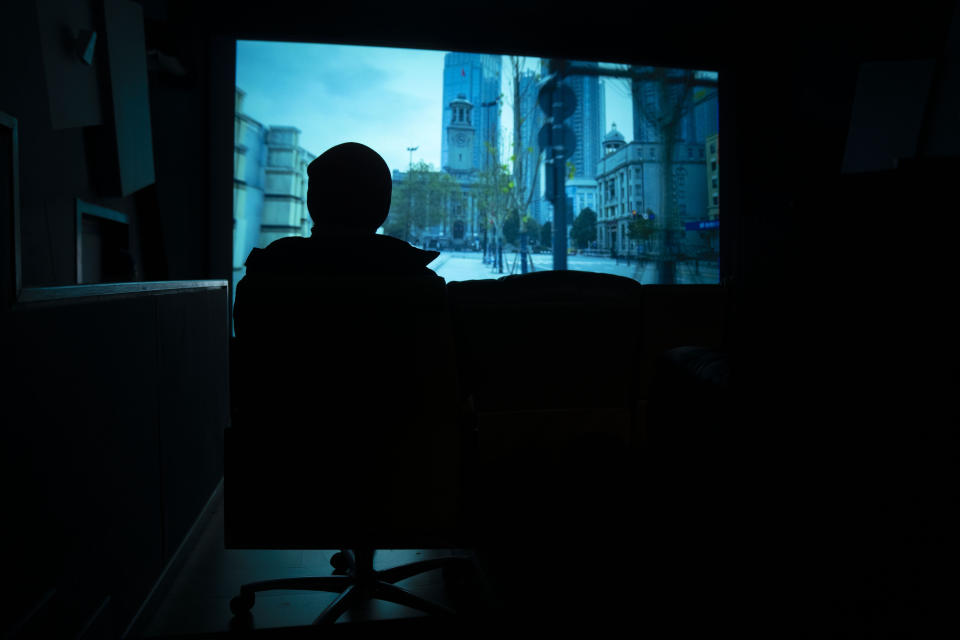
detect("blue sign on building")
[685,220,720,231]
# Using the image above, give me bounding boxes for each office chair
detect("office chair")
[226,274,478,625]
[446,270,645,445]
[445,271,644,620]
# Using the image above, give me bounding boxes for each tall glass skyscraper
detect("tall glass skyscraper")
[531,59,605,225]
[630,66,703,145]
[441,52,502,173]
[563,61,606,179]
[516,69,544,219]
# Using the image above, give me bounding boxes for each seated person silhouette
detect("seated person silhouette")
[233,142,440,337]
[229,141,457,534]
[230,140,450,442]
[226,144,472,621]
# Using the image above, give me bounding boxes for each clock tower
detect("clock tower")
[445,94,475,173]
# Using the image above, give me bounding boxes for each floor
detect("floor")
[134,489,501,639]
[129,480,950,639]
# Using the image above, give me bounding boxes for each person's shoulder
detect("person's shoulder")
[265,236,310,252]
[369,234,440,263]
[244,236,312,271]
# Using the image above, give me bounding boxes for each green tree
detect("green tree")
[475,152,514,272]
[382,214,407,241]
[505,57,544,244]
[570,207,597,250]
[524,216,541,250]
[425,170,463,236]
[540,220,552,249]
[473,57,545,271]
[478,55,543,271]
[384,160,428,241]
[627,208,656,250]
[385,161,464,242]
[502,211,540,249]
[503,209,520,246]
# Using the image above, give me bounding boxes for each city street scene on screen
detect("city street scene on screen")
[232,40,720,302]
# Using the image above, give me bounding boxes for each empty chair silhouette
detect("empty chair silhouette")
[445,270,644,626]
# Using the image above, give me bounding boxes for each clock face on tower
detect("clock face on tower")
[455,132,468,146]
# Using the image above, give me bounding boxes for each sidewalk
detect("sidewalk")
[431,251,719,285]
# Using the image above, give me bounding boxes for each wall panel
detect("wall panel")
[1,284,227,638]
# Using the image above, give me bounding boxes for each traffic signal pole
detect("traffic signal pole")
[539,59,575,271]
[550,146,568,271]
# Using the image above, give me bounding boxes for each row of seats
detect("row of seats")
[227,269,731,547]
[224,269,733,628]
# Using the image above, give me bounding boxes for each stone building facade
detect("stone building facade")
[232,88,316,310]
[594,82,719,257]
[594,129,709,256]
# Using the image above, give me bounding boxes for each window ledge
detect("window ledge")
[14,280,228,308]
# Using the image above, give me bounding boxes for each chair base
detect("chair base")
[229,549,474,625]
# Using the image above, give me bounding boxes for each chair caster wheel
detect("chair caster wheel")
[230,592,255,615]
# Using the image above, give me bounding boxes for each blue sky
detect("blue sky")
[235,40,638,175]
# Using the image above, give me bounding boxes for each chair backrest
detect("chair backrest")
[637,284,729,397]
[447,270,644,413]
[446,271,644,547]
[226,274,464,549]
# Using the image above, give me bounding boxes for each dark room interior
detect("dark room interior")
[1,0,957,638]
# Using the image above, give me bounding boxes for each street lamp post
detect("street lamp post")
[406,146,417,244]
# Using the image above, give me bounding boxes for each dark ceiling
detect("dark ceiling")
[162,0,957,70]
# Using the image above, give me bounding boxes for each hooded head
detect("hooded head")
[306,142,392,234]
